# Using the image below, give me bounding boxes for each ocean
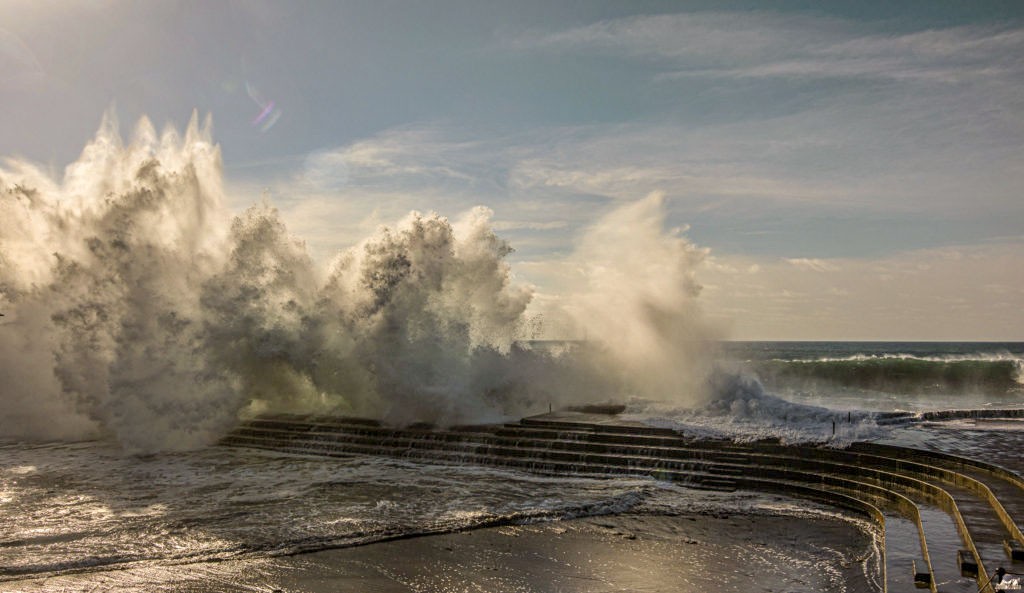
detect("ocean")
[725,340,1024,411]
[1,123,1020,591]
[2,341,1021,593]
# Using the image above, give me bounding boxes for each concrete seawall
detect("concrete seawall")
[221,411,1024,593]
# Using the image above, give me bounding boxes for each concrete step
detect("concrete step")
[222,415,1024,593]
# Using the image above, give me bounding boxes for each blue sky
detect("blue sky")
[2,1,1022,339]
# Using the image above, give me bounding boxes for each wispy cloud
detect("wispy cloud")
[786,258,839,272]
[261,89,1023,263]
[511,13,1024,83]
[0,28,47,91]
[491,220,569,231]
[300,127,500,191]
[516,238,1024,340]
[228,9,1024,342]
[698,242,1024,340]
[254,126,597,261]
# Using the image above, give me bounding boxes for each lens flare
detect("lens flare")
[245,82,282,133]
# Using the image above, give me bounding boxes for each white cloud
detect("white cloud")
[300,128,493,189]
[509,12,839,61]
[501,13,1024,218]
[700,242,1024,340]
[250,96,1023,273]
[213,11,1023,343]
[0,28,47,91]
[513,13,1024,84]
[491,220,569,231]
[785,258,839,272]
[509,158,838,203]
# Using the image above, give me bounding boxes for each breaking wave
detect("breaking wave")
[0,114,717,451]
[627,371,888,444]
[753,354,1024,395]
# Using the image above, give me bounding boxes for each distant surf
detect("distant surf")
[754,354,1022,395]
[723,342,1024,396]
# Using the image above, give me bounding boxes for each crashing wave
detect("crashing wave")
[626,370,889,444]
[753,355,1023,395]
[0,114,716,451]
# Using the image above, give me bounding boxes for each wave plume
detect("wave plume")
[0,115,717,451]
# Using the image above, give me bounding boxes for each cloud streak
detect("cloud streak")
[697,242,1024,340]
[210,9,1024,341]
[512,13,1024,83]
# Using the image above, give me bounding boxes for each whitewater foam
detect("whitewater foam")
[625,371,891,445]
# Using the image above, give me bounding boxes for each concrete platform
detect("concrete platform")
[222,409,1024,593]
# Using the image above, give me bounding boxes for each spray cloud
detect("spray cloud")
[0,115,716,451]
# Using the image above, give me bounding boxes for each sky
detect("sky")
[1,0,1022,340]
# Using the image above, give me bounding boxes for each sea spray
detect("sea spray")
[561,192,720,405]
[0,114,721,451]
[1,112,236,450]
[627,370,889,444]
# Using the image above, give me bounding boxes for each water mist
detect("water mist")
[0,115,719,452]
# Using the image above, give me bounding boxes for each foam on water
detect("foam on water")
[0,440,801,580]
[625,371,892,444]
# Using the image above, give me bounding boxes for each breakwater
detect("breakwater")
[222,411,1024,593]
